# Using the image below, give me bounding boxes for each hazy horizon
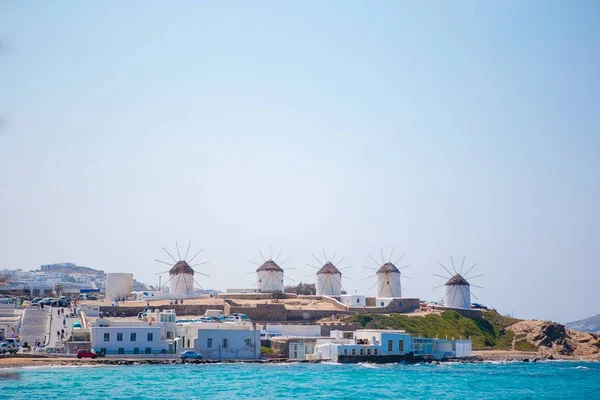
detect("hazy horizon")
[1,1,598,323]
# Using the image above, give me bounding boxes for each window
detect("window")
[147,333,153,342]
[117,333,123,342]
[367,348,371,355]
[380,302,384,307]
[130,333,136,342]
[104,333,110,342]
[356,298,360,304]
[398,301,402,308]
[399,340,404,352]
[343,349,348,355]
[134,348,139,354]
[167,332,172,339]
[222,338,228,349]
[244,339,252,347]
[359,348,364,355]
[388,340,393,351]
[207,338,213,348]
[351,348,356,355]
[374,348,378,355]
[118,348,124,354]
[146,348,151,354]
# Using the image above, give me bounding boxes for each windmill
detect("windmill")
[306,249,351,296]
[249,247,294,293]
[362,247,411,298]
[155,242,209,297]
[434,256,483,309]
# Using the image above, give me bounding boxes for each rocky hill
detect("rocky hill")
[345,310,600,360]
[565,314,600,333]
[508,320,600,359]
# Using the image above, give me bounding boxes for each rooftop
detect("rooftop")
[256,260,284,273]
[317,262,341,275]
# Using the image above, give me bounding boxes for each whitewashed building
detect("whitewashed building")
[256,260,285,293]
[192,324,261,360]
[443,274,471,309]
[91,310,177,355]
[315,262,342,296]
[340,294,366,308]
[311,329,472,362]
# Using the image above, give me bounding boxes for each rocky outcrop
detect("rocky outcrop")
[508,320,600,360]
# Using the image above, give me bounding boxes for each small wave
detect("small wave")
[357,363,378,369]
[575,366,589,370]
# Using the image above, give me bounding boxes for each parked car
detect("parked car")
[230,313,250,320]
[22,301,32,308]
[471,303,488,310]
[76,349,97,359]
[38,298,54,306]
[0,339,20,354]
[72,321,82,329]
[180,350,203,360]
[226,314,251,323]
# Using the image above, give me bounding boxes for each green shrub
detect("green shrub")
[514,340,538,352]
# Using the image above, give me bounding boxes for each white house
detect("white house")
[340,294,366,308]
[192,324,261,360]
[261,324,321,338]
[91,310,177,355]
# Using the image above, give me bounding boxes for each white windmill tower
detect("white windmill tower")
[250,247,293,293]
[155,242,210,297]
[363,247,411,298]
[434,256,483,309]
[306,250,351,296]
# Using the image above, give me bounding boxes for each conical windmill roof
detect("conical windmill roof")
[317,262,341,275]
[170,260,195,275]
[446,274,469,286]
[256,260,284,272]
[377,262,400,274]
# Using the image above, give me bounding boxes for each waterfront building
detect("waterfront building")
[305,329,472,362]
[183,322,261,360]
[90,310,177,355]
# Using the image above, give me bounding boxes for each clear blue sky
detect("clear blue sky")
[1,1,598,323]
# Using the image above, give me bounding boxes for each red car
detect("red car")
[77,349,97,359]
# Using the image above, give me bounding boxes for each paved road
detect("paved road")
[48,306,78,350]
[19,307,50,347]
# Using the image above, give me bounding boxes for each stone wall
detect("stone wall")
[286,309,351,321]
[99,304,225,317]
[218,293,298,300]
[224,301,287,321]
[342,298,421,315]
[318,322,362,337]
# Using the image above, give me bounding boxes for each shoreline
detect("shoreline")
[1,350,596,369]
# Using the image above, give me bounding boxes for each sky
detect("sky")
[0,1,598,323]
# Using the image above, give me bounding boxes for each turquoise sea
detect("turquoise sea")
[1,361,598,399]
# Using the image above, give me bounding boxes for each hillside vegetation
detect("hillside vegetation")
[344,310,520,350]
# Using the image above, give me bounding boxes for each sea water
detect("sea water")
[1,361,599,399]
